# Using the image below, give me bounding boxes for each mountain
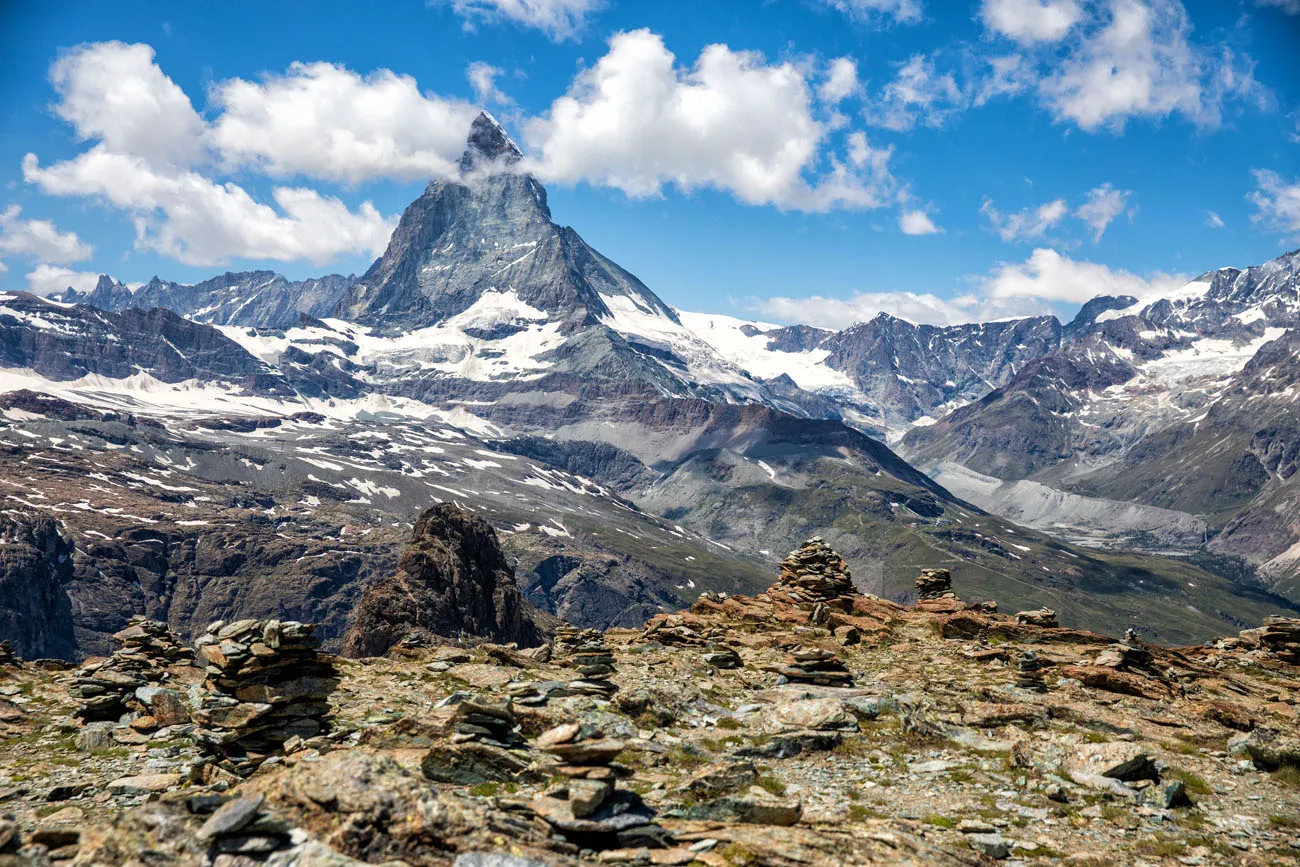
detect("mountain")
[1,114,1295,651]
[900,250,1300,600]
[61,271,357,329]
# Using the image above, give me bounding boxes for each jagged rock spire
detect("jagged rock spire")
[459,111,524,174]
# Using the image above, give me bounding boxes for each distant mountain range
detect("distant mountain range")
[6,111,1298,656]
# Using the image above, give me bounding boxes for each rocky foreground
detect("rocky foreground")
[0,542,1297,866]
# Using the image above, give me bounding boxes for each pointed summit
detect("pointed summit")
[459,111,524,174]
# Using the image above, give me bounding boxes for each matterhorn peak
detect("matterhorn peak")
[458,110,524,174]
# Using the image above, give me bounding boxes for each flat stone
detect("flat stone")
[198,794,265,841]
[761,698,858,733]
[1066,742,1155,781]
[541,737,626,765]
[108,773,182,795]
[568,778,613,818]
[680,791,802,826]
[969,834,1009,859]
[536,723,581,749]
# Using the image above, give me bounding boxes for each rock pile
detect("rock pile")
[192,619,338,776]
[1015,607,1059,628]
[0,641,16,667]
[773,537,854,601]
[556,629,619,698]
[771,647,854,687]
[1015,650,1047,692]
[1255,616,1300,664]
[532,722,669,849]
[194,793,293,862]
[703,646,742,670]
[1095,639,1154,672]
[914,568,954,601]
[640,618,726,647]
[446,695,520,747]
[69,617,191,722]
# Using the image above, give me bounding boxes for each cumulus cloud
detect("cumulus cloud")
[820,57,861,104]
[24,149,394,267]
[1075,182,1131,241]
[524,30,897,211]
[982,247,1184,302]
[209,62,478,184]
[25,264,102,297]
[468,62,510,104]
[1036,0,1264,132]
[1248,170,1300,240]
[432,0,602,41]
[980,197,1069,242]
[752,248,1183,327]
[899,210,942,235]
[0,206,94,263]
[50,41,206,167]
[981,0,1083,43]
[26,42,404,267]
[816,0,923,26]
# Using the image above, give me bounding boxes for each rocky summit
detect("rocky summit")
[0,539,1293,865]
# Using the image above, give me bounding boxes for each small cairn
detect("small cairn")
[0,641,17,667]
[1094,636,1154,672]
[914,568,954,601]
[555,628,619,698]
[1015,650,1048,692]
[772,646,854,687]
[773,537,854,601]
[1256,617,1300,664]
[702,646,742,670]
[1015,607,1059,628]
[192,619,338,776]
[69,617,192,722]
[446,695,520,747]
[532,722,669,849]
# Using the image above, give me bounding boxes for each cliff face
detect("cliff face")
[341,503,543,657]
[0,513,77,660]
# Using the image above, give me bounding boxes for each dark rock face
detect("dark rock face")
[341,504,541,657]
[0,514,77,660]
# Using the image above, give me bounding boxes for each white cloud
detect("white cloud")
[753,248,1183,326]
[433,0,602,41]
[1257,0,1300,12]
[820,57,860,104]
[0,206,94,263]
[209,62,477,185]
[1205,210,1225,228]
[523,30,897,211]
[899,210,942,235]
[1248,170,1300,240]
[1037,0,1263,132]
[1075,182,1131,241]
[50,41,206,167]
[980,197,1069,242]
[25,264,102,297]
[867,54,963,131]
[0,261,7,275]
[982,247,1183,302]
[27,43,405,267]
[981,0,1083,43]
[817,0,923,26]
[468,62,510,105]
[24,149,394,267]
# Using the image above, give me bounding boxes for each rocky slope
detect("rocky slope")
[341,503,544,657]
[0,512,77,660]
[0,545,1298,865]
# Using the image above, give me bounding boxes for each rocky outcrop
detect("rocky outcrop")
[341,504,542,657]
[0,513,77,660]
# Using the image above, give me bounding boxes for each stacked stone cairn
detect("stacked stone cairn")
[773,537,854,601]
[1016,650,1047,692]
[447,695,520,747]
[773,646,854,687]
[1248,617,1300,664]
[0,641,17,667]
[1094,637,1155,673]
[532,722,669,849]
[555,628,619,698]
[192,619,338,776]
[914,568,954,601]
[1015,607,1060,628]
[70,616,193,722]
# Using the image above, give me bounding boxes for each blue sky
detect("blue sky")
[1,0,1298,326]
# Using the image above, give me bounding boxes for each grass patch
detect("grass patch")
[666,744,709,770]
[848,803,885,821]
[1273,765,1300,787]
[716,717,742,730]
[1166,768,1211,795]
[922,814,956,829]
[1270,814,1300,830]
[756,775,786,796]
[1131,839,1187,858]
